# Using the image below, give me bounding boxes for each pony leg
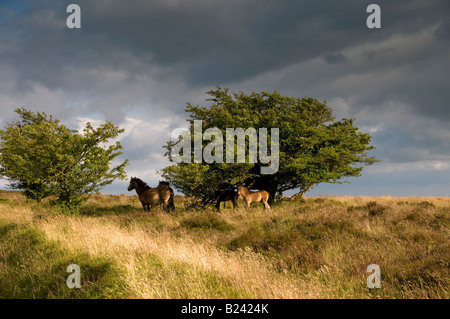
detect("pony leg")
[215,200,221,212]
[169,194,175,212]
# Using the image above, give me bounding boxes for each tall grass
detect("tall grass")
[0,190,448,298]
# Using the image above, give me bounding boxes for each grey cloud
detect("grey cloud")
[323,52,347,64]
[4,0,447,89]
[434,19,450,42]
[3,1,449,92]
[308,166,450,197]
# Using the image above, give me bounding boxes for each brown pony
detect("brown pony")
[236,184,271,210]
[215,189,239,212]
[127,177,175,212]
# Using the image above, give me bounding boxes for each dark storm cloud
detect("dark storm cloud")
[1,0,449,120]
[323,52,347,64]
[2,1,448,93]
[3,0,447,85]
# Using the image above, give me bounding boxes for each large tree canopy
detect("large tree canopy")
[162,87,377,205]
[0,108,128,208]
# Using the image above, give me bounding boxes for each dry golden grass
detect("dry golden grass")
[0,190,448,299]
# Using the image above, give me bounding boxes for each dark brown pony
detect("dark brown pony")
[158,181,175,211]
[215,189,239,212]
[236,184,271,210]
[127,177,175,212]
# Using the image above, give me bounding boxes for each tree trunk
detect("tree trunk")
[290,183,315,200]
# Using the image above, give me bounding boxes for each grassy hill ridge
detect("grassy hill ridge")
[0,190,448,298]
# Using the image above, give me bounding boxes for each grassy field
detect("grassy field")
[0,190,448,299]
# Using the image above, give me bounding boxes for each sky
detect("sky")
[0,0,449,196]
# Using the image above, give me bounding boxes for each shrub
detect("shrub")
[366,201,387,217]
[181,212,234,232]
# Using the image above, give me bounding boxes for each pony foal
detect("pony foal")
[236,184,270,210]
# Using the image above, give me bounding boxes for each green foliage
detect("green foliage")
[162,87,376,204]
[0,108,128,210]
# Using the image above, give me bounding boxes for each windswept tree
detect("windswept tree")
[162,87,376,205]
[0,108,128,208]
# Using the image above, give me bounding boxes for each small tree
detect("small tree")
[0,108,128,208]
[162,87,376,205]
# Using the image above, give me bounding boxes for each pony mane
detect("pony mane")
[133,177,151,190]
[158,181,170,186]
